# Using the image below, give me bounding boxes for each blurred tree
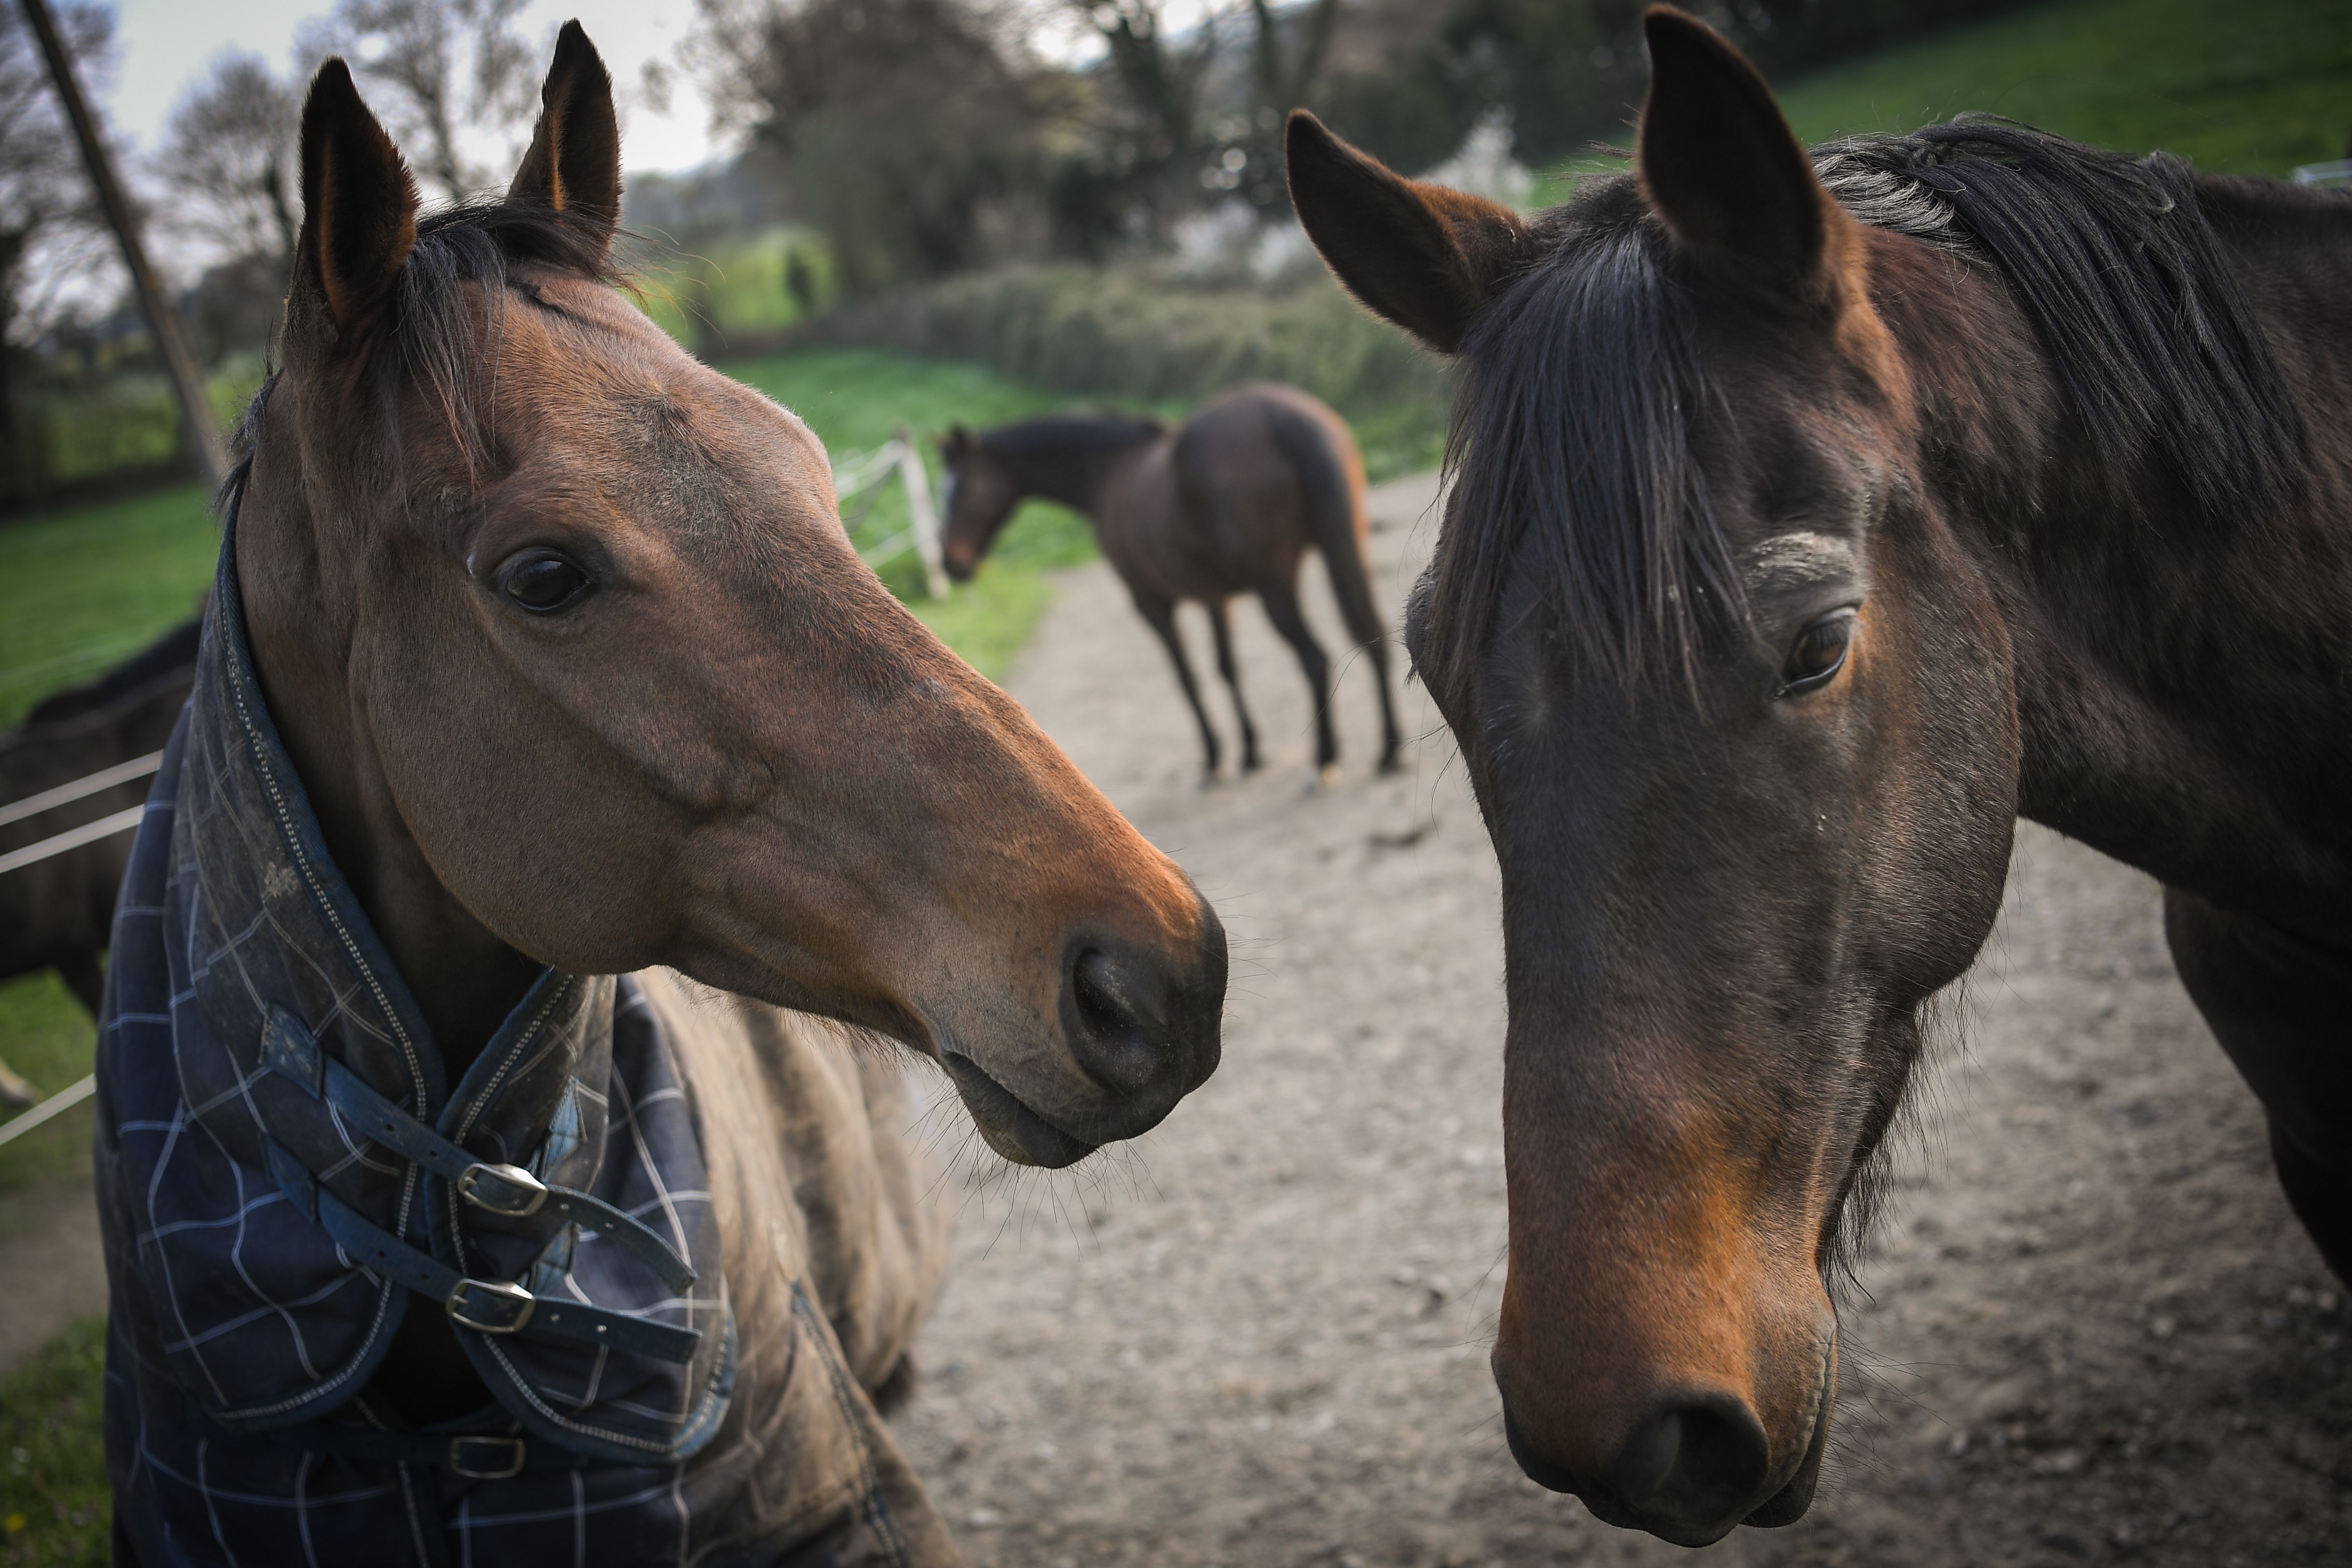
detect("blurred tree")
[300,0,538,203]
[0,0,113,501]
[1065,0,1220,233]
[152,51,303,361]
[1228,0,1338,210]
[696,0,1051,293]
[155,53,301,270]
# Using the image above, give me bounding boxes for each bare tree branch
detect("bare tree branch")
[154,52,301,267]
[301,0,537,202]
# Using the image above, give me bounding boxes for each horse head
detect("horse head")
[240,26,1224,1170]
[936,423,1009,582]
[1289,5,2019,1543]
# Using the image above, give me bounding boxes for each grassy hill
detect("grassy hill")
[1538,0,2352,200]
[1776,0,2352,170]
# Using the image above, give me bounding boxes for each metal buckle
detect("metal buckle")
[457,1161,549,1218]
[447,1435,526,1480]
[445,1276,536,1334]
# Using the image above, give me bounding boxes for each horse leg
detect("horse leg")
[1257,582,1338,784]
[2164,887,2352,1282]
[1206,599,1262,773]
[1133,593,1221,780]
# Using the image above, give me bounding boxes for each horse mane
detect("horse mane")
[1814,119,2306,519]
[979,413,1168,462]
[215,367,278,518]
[1429,121,2308,690]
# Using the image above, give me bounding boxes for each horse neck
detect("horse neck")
[1879,220,2352,930]
[989,426,1153,517]
[235,422,544,1077]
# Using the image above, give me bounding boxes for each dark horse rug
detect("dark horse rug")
[95,516,959,1565]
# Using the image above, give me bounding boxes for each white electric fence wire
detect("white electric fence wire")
[0,1073,97,1148]
[0,805,145,876]
[0,750,164,828]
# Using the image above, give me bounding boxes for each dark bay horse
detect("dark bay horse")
[98,28,1222,1566]
[938,384,1402,783]
[0,618,198,1021]
[1289,4,2352,1547]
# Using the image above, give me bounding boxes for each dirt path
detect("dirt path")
[892,473,2352,1567]
[0,1172,103,1377]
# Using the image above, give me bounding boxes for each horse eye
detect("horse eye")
[498,550,593,615]
[1781,608,1856,693]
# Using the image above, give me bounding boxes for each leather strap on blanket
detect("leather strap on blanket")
[258,1006,702,1366]
[259,1006,697,1291]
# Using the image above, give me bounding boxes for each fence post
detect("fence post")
[896,424,950,601]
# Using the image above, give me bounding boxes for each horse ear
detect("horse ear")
[295,58,419,338]
[507,22,621,243]
[1637,5,1835,295]
[1286,110,1536,354]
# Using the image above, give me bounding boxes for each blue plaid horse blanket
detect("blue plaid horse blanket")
[95,515,959,1565]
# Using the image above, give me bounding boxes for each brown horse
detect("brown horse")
[938,384,1402,783]
[97,28,1223,1565]
[0,618,197,1020]
[1290,4,2352,1548]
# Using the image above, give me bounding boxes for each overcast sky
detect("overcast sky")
[97,1,1178,178]
[104,0,724,175]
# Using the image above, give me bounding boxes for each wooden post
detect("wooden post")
[896,423,950,600]
[22,0,227,490]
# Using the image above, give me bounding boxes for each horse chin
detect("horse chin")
[940,1050,1101,1168]
[1745,1342,1836,1528]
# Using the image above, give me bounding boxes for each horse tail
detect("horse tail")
[1267,403,1385,652]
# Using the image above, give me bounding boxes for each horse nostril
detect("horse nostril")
[1067,947,1168,1095]
[1612,1410,1683,1504]
[1613,1397,1771,1522]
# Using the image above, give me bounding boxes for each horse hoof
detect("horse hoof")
[1307,764,1342,794]
[1377,753,1403,776]
[1199,770,1223,790]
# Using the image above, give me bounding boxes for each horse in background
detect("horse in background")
[0,617,199,1023]
[939,383,1402,785]
[98,28,1223,1565]
[1290,1,2352,1547]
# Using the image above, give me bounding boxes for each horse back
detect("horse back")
[1169,385,1365,578]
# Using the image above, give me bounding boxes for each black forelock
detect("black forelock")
[1427,175,1742,695]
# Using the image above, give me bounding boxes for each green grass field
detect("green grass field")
[0,1319,106,1567]
[1535,0,2352,200]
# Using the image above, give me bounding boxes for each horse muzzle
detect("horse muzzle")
[942,910,1226,1167]
[1494,1318,1837,1546]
